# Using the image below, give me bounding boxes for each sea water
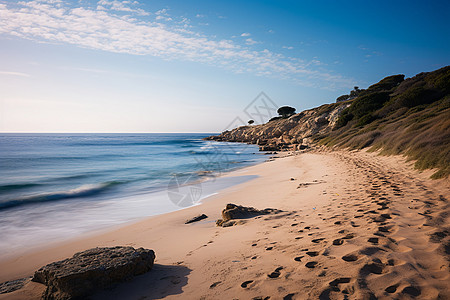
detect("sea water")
[0,133,264,258]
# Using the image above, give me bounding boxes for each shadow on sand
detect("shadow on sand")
[92,264,191,300]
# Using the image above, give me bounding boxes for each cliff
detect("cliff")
[206,66,450,178]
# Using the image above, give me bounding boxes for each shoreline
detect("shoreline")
[0,143,267,262]
[0,151,281,279]
[1,149,449,299]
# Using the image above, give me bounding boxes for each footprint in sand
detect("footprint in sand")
[385,284,398,293]
[283,293,296,300]
[294,256,304,262]
[350,221,360,227]
[342,253,360,262]
[329,277,351,291]
[209,281,221,289]
[360,260,384,274]
[267,266,283,278]
[332,238,344,245]
[305,261,318,268]
[306,251,319,257]
[402,286,421,297]
[241,280,253,288]
[378,225,393,233]
[368,237,378,244]
[342,233,355,240]
[312,238,325,243]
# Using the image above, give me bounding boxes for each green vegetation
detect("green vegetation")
[277,106,296,118]
[336,86,365,102]
[318,66,450,178]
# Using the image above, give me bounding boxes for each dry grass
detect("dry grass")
[319,66,450,178]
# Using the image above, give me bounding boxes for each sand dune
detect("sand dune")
[0,149,448,299]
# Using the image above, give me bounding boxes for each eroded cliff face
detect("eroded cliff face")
[205,101,351,151]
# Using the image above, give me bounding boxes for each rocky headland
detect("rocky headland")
[206,66,450,178]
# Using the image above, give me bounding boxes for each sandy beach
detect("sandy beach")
[0,149,449,299]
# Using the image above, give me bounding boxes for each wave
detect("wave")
[0,183,41,193]
[0,181,123,210]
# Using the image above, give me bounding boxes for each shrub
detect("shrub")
[277,106,296,118]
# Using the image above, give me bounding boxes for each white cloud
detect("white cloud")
[97,0,149,16]
[0,71,31,77]
[245,38,258,45]
[240,32,250,37]
[0,1,355,89]
[282,46,294,50]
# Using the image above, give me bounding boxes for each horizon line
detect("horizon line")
[0,132,218,134]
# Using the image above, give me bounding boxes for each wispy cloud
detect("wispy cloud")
[358,45,382,59]
[240,32,251,37]
[0,71,31,77]
[97,0,149,16]
[245,38,259,45]
[0,1,355,89]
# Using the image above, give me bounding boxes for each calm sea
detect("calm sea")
[0,133,264,258]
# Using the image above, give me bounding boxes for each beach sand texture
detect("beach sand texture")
[0,149,449,299]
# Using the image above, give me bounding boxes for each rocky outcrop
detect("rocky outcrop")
[32,246,155,300]
[205,101,351,151]
[216,203,282,227]
[0,277,31,294]
[185,214,208,224]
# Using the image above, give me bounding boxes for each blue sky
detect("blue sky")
[0,0,449,132]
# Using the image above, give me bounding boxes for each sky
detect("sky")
[0,0,449,133]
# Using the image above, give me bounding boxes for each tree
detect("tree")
[277,106,296,118]
[248,120,254,125]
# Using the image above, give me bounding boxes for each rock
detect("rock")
[216,203,282,227]
[203,101,352,152]
[32,246,155,300]
[0,277,31,294]
[185,214,208,224]
[259,144,279,151]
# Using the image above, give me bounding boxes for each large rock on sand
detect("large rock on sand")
[32,246,155,300]
[216,203,282,227]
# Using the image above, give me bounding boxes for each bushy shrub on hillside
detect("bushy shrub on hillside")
[335,92,390,128]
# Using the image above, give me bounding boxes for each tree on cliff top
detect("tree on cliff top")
[277,106,296,118]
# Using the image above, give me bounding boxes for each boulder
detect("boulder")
[185,214,208,224]
[259,144,279,151]
[216,203,282,227]
[33,246,155,300]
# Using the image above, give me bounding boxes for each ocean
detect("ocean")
[0,133,265,258]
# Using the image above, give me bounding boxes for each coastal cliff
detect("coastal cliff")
[206,66,450,178]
